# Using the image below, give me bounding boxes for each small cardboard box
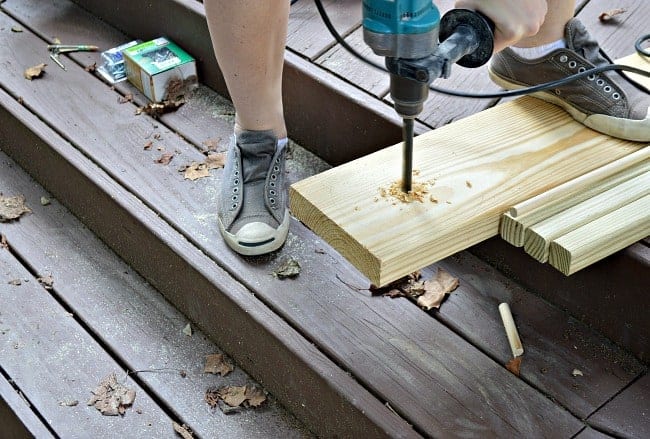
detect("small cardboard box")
[123,37,197,102]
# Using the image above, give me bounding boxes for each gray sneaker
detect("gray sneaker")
[217,130,290,255]
[489,19,650,142]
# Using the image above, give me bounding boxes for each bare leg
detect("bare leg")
[515,0,574,47]
[204,0,289,138]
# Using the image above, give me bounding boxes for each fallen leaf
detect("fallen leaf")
[203,353,234,377]
[40,196,51,206]
[204,387,220,408]
[58,399,79,407]
[118,94,133,104]
[11,26,23,32]
[201,138,221,153]
[384,288,405,298]
[218,386,248,407]
[153,133,161,140]
[182,162,210,181]
[37,274,54,290]
[506,357,522,377]
[1,234,8,250]
[205,152,226,169]
[135,98,185,117]
[244,386,266,408]
[0,195,32,222]
[598,8,627,22]
[572,368,584,377]
[87,373,136,416]
[416,268,459,310]
[85,62,97,73]
[24,63,47,80]
[173,422,194,439]
[272,258,301,279]
[143,141,153,150]
[182,323,192,336]
[8,279,21,286]
[155,153,174,165]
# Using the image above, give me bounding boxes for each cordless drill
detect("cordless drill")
[362,0,495,191]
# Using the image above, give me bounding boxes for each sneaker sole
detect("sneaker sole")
[218,208,290,256]
[488,67,650,142]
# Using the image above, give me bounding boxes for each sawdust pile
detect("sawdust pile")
[379,177,436,204]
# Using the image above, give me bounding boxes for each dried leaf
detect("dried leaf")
[11,26,23,32]
[1,234,9,250]
[203,353,234,377]
[135,98,185,117]
[416,268,459,310]
[598,8,627,22]
[218,386,248,407]
[244,386,266,408]
[201,138,221,153]
[118,94,133,104]
[0,195,32,222]
[272,258,301,279]
[506,357,522,377]
[205,152,226,169]
[37,274,54,290]
[24,63,47,80]
[173,422,194,439]
[143,141,153,150]
[205,387,220,408]
[182,323,192,336]
[87,373,136,416]
[154,153,174,165]
[183,162,210,181]
[384,288,405,298]
[85,62,97,73]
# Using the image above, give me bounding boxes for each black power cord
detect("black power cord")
[313,0,650,99]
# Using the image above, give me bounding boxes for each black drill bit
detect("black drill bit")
[402,117,414,193]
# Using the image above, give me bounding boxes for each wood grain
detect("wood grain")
[548,194,650,275]
[525,171,650,262]
[290,92,646,286]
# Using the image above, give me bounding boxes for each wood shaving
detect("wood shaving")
[379,179,436,204]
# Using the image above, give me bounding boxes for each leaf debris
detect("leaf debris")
[24,63,47,80]
[8,279,21,286]
[416,268,459,310]
[87,373,136,416]
[0,195,31,222]
[40,196,51,206]
[135,98,185,117]
[118,93,133,104]
[58,399,79,407]
[37,274,54,290]
[506,357,522,377]
[272,257,301,279]
[180,162,210,181]
[173,422,194,439]
[203,353,234,377]
[182,323,192,336]
[1,234,9,250]
[154,153,174,165]
[598,8,627,22]
[206,385,267,413]
[85,62,97,73]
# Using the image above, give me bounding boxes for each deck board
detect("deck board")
[0,154,312,438]
[0,373,55,439]
[0,249,174,437]
[0,7,585,437]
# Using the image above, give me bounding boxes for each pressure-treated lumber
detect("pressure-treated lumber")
[290,55,649,287]
[548,195,650,275]
[524,171,650,262]
[500,148,650,246]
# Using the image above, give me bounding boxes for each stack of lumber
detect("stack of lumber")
[290,54,649,287]
[500,148,649,275]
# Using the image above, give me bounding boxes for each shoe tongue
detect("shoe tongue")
[237,133,277,183]
[565,19,607,67]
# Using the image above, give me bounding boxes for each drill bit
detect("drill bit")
[402,117,414,193]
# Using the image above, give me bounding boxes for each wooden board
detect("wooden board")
[0,251,174,437]
[0,6,584,437]
[588,374,650,439]
[0,373,55,439]
[0,154,312,438]
[290,54,649,286]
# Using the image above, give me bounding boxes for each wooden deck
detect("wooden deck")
[0,0,648,437]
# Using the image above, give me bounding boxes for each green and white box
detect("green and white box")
[123,37,197,102]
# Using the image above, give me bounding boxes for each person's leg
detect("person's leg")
[205,0,291,256]
[489,0,650,142]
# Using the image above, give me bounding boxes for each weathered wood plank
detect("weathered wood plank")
[0,250,174,437]
[0,9,583,437]
[433,252,644,420]
[574,427,615,439]
[0,373,55,439]
[589,374,650,439]
[290,91,646,286]
[0,154,312,438]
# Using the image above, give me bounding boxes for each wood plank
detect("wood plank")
[433,252,645,420]
[0,373,55,439]
[0,250,174,437]
[0,155,312,438]
[574,427,615,439]
[548,194,650,275]
[589,374,650,439]
[290,88,647,286]
[525,171,650,262]
[500,148,650,247]
[0,9,584,437]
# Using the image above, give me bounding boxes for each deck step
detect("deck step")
[0,0,647,436]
